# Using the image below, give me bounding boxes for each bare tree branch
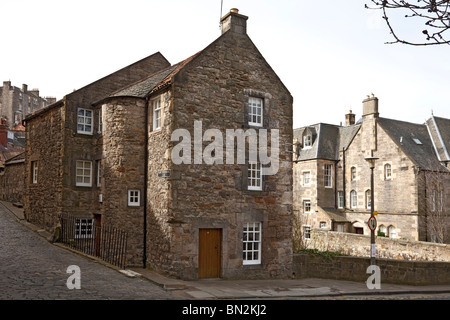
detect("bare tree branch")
[367,0,450,46]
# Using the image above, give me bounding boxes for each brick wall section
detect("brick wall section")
[153,29,293,279]
[293,254,450,285]
[309,229,450,262]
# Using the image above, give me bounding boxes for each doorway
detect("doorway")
[198,228,222,279]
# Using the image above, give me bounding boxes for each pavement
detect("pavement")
[2,200,450,300]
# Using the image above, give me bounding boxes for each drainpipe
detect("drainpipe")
[143,97,149,268]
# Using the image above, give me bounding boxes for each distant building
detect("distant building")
[0,81,56,128]
[294,96,450,244]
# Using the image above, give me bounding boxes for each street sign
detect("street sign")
[368,216,377,231]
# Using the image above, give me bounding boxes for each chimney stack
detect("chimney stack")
[22,84,28,93]
[220,8,248,35]
[362,95,379,119]
[345,110,355,126]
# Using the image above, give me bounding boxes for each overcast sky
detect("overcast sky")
[1,0,449,129]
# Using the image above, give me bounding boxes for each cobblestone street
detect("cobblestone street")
[0,205,174,300]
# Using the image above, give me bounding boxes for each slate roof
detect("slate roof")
[294,123,360,161]
[378,117,446,171]
[108,52,200,100]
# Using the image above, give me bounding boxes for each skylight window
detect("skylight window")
[412,138,423,145]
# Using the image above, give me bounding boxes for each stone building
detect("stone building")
[0,81,56,128]
[294,96,450,245]
[24,9,293,280]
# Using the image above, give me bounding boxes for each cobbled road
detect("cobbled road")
[0,206,174,300]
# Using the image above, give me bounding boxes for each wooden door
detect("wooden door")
[198,229,222,279]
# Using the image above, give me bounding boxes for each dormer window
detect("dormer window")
[303,135,312,147]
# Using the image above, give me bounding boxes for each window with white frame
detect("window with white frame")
[248,97,263,126]
[303,200,311,213]
[152,99,161,131]
[76,160,92,187]
[324,164,333,188]
[320,221,326,229]
[384,163,391,180]
[303,171,311,185]
[303,135,312,147]
[128,190,140,206]
[243,222,262,265]
[32,161,38,184]
[77,108,93,134]
[75,218,94,239]
[350,190,357,208]
[388,225,397,239]
[366,189,372,210]
[248,161,262,191]
[337,191,344,208]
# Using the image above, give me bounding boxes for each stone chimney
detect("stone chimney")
[22,84,28,93]
[362,95,379,119]
[221,8,248,35]
[345,110,355,126]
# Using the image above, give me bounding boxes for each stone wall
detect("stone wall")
[100,97,147,266]
[293,254,450,285]
[157,27,293,280]
[24,103,64,229]
[0,158,24,204]
[308,229,450,262]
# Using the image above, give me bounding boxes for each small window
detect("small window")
[152,99,161,130]
[320,221,326,229]
[378,225,387,237]
[76,160,92,187]
[303,226,311,239]
[75,218,94,239]
[366,189,372,209]
[412,138,422,145]
[248,97,263,126]
[388,225,397,239]
[243,222,262,265]
[96,160,102,187]
[351,166,356,181]
[324,164,333,188]
[303,171,311,185]
[384,164,391,180]
[128,190,140,206]
[350,190,357,208]
[32,161,38,184]
[337,191,344,209]
[77,108,93,134]
[98,109,103,134]
[248,161,262,191]
[303,135,312,147]
[303,200,311,213]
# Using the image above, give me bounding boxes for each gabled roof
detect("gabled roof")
[378,117,446,171]
[294,123,360,161]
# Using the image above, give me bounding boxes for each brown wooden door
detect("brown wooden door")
[198,229,222,279]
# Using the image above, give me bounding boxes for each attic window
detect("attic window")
[412,138,423,145]
[303,135,312,147]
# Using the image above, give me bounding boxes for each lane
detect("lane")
[0,206,174,300]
